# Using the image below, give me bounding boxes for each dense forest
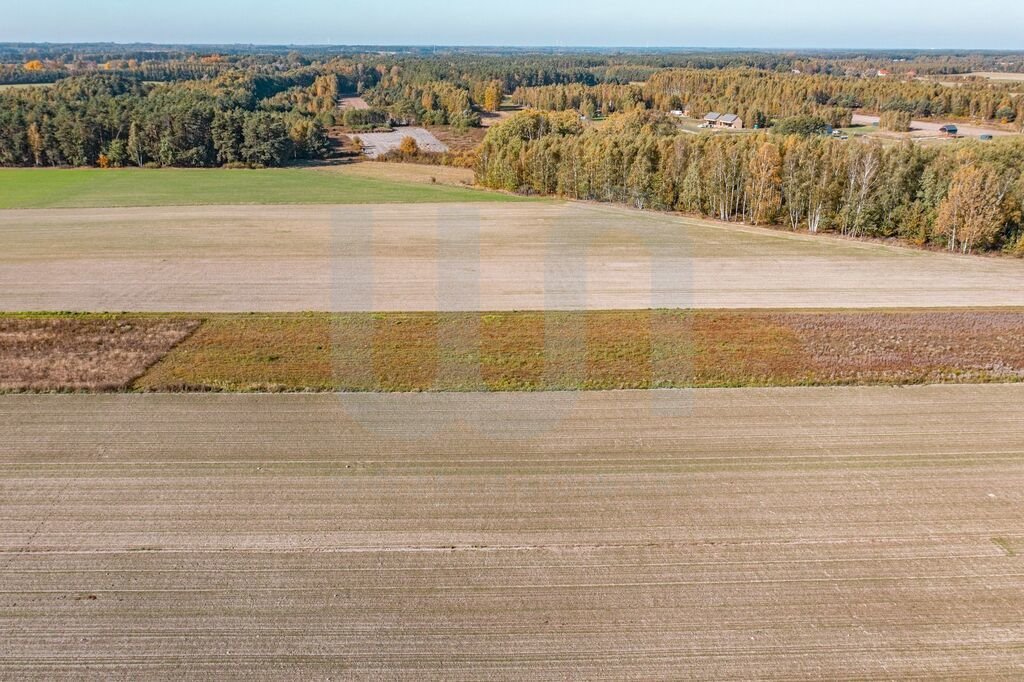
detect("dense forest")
[476,110,1024,254]
[512,69,1024,128]
[0,72,344,167]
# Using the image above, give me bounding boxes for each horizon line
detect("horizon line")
[4,41,1024,52]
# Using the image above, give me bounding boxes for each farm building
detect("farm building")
[704,112,743,129]
[718,113,743,129]
[939,124,958,137]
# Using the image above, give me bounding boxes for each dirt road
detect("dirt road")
[2,385,1023,678]
[2,202,1022,312]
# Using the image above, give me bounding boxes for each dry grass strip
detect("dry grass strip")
[0,316,199,392]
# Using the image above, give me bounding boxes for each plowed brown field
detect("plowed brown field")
[2,385,1023,678]
[2,202,1023,312]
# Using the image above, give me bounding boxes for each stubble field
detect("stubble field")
[1,385,1023,678]
[2,201,1023,312]
[4,163,1024,678]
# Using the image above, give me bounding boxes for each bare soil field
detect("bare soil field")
[354,127,449,158]
[426,124,488,152]
[0,315,198,391]
[1,384,1023,678]
[2,202,1023,312]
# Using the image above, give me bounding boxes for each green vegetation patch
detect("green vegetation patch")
[0,168,525,209]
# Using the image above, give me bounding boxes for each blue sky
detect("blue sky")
[4,0,1023,49]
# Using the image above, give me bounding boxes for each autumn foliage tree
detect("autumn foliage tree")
[481,81,504,112]
[936,165,1009,253]
[746,142,783,224]
[476,109,1024,253]
[880,110,913,132]
[398,136,419,155]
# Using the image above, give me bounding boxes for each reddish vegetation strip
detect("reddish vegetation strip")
[0,316,199,391]
[130,310,1024,393]
[4,311,1022,393]
[779,311,1024,384]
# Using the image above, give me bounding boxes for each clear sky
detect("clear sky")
[4,0,1023,49]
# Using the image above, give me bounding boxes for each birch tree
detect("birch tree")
[936,165,1009,253]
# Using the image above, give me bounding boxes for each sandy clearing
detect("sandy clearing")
[480,106,520,127]
[852,113,1019,138]
[355,127,449,158]
[336,95,370,110]
[425,124,488,152]
[957,72,1024,83]
[1,384,1023,678]
[1,202,1022,312]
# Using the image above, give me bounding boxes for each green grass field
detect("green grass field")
[0,167,525,209]
[837,124,880,137]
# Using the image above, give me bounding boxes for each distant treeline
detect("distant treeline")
[512,69,1024,128]
[0,62,227,86]
[476,110,1024,254]
[357,57,600,127]
[4,44,1024,81]
[5,48,1024,139]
